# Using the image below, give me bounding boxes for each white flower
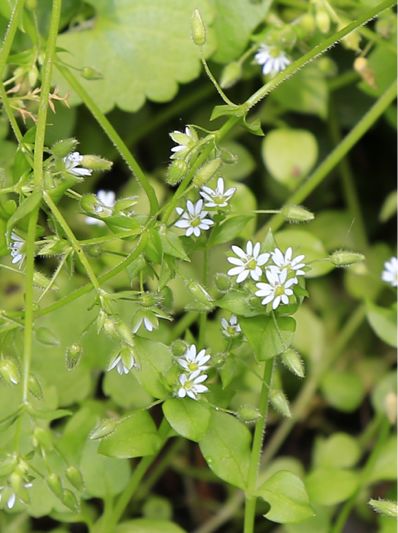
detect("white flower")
[177,370,208,400]
[255,269,297,309]
[174,199,214,237]
[0,482,32,509]
[227,241,270,283]
[170,126,198,160]
[382,256,398,287]
[132,310,159,333]
[86,189,116,226]
[9,232,26,269]
[254,44,290,76]
[107,350,136,375]
[178,344,211,373]
[63,151,92,177]
[270,247,306,277]
[200,177,236,208]
[221,315,242,338]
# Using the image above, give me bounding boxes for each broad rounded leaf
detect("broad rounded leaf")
[314,433,361,469]
[305,468,359,505]
[163,399,211,442]
[56,0,215,112]
[98,411,161,458]
[366,302,397,347]
[367,436,397,483]
[115,519,186,533]
[199,411,251,489]
[240,316,296,361]
[321,370,365,412]
[257,471,314,524]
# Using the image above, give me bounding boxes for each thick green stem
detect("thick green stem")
[257,81,397,239]
[57,64,159,216]
[0,0,25,82]
[243,359,274,533]
[21,0,62,403]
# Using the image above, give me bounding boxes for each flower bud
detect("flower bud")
[80,155,113,172]
[296,13,316,37]
[166,159,188,186]
[35,327,60,346]
[329,250,365,267]
[186,280,214,309]
[81,66,103,80]
[28,374,43,399]
[215,272,232,293]
[48,473,63,498]
[39,237,71,257]
[66,466,84,491]
[270,389,291,418]
[62,489,79,512]
[317,57,338,77]
[90,418,118,440]
[0,358,20,385]
[354,57,377,90]
[114,196,138,214]
[281,205,314,223]
[191,9,206,46]
[384,392,397,424]
[103,318,118,337]
[65,344,82,371]
[87,244,103,258]
[281,348,305,378]
[220,149,238,165]
[279,26,297,50]
[32,427,53,451]
[369,498,398,518]
[237,405,261,423]
[171,340,188,357]
[80,193,99,214]
[315,9,330,34]
[192,158,222,188]
[220,62,242,89]
[51,138,78,158]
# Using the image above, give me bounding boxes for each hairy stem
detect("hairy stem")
[0,0,25,81]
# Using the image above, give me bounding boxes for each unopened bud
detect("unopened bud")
[192,158,222,187]
[191,9,206,46]
[62,489,79,512]
[87,244,103,258]
[28,374,43,399]
[171,340,188,357]
[220,149,238,165]
[237,405,261,423]
[281,205,314,223]
[36,327,60,346]
[103,318,118,337]
[384,392,397,424]
[51,138,78,158]
[80,193,99,214]
[329,250,365,267]
[32,427,53,451]
[220,62,242,89]
[9,472,22,493]
[317,56,338,77]
[315,9,330,34]
[166,159,187,186]
[215,272,232,293]
[81,66,103,80]
[65,344,82,371]
[81,155,112,172]
[270,389,291,418]
[339,19,361,51]
[279,26,297,49]
[89,418,118,440]
[114,196,138,214]
[66,466,84,490]
[186,280,214,309]
[354,57,377,89]
[0,358,20,385]
[48,473,63,498]
[281,348,305,378]
[369,498,398,518]
[297,13,316,37]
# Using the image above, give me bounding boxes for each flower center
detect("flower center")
[275,285,285,297]
[246,257,257,270]
[190,217,201,227]
[184,380,193,390]
[188,362,198,372]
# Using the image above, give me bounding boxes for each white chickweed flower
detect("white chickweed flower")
[63,151,92,177]
[381,256,398,287]
[9,232,26,269]
[221,315,242,338]
[227,241,270,283]
[200,177,236,208]
[255,269,297,309]
[177,370,208,400]
[270,247,306,277]
[170,126,198,160]
[178,344,211,373]
[132,310,159,333]
[254,44,290,76]
[86,190,116,226]
[174,199,214,237]
[107,350,136,375]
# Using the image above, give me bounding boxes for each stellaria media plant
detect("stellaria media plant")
[0,1,396,532]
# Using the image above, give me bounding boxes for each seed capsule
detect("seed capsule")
[191,9,206,46]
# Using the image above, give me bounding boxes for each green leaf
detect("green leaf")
[210,104,245,121]
[134,337,173,399]
[320,370,365,412]
[366,302,397,347]
[379,190,397,223]
[211,0,271,63]
[262,129,318,188]
[271,64,329,119]
[305,468,359,505]
[217,290,257,317]
[163,399,211,442]
[103,371,153,409]
[371,371,397,416]
[208,215,252,246]
[56,0,215,112]
[160,227,190,261]
[115,519,186,533]
[314,433,361,469]
[367,436,397,483]
[6,190,42,236]
[199,411,251,489]
[359,44,396,98]
[240,316,296,361]
[257,471,314,524]
[98,411,161,458]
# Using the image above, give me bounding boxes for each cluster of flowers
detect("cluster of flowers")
[176,344,210,400]
[227,241,305,310]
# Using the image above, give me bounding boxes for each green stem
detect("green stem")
[257,80,397,239]
[21,0,62,404]
[170,311,199,341]
[0,84,24,145]
[331,417,390,533]
[200,56,237,107]
[0,0,25,82]
[56,64,159,216]
[244,359,274,533]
